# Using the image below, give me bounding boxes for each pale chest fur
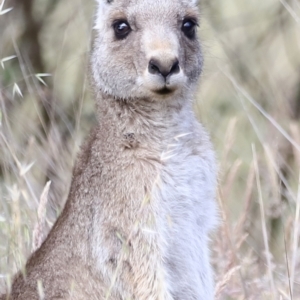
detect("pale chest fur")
[88,108,217,299]
[154,126,217,299]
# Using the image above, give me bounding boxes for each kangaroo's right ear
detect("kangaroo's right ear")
[95,0,113,4]
[94,0,113,30]
[94,0,114,11]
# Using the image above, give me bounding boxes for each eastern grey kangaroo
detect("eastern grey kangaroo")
[1,0,218,299]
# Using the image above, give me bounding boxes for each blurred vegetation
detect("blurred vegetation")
[0,0,300,298]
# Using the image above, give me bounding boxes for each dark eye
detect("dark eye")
[182,19,197,39]
[113,20,131,39]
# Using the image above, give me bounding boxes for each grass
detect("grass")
[0,0,300,298]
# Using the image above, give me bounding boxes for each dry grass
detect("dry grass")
[1,0,300,298]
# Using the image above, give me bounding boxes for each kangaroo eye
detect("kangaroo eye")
[113,20,131,39]
[182,19,197,39]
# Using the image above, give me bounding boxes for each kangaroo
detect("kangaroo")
[1,0,218,299]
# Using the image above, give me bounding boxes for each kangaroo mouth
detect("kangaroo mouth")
[155,87,173,95]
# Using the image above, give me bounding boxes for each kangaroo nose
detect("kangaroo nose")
[148,58,180,79]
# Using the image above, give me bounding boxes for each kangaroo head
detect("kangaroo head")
[91,0,202,101]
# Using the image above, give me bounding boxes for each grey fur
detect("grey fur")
[1,0,218,299]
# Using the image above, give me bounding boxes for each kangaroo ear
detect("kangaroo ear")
[94,0,112,30]
[95,0,113,3]
[95,0,113,10]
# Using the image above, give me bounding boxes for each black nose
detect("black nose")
[148,58,180,79]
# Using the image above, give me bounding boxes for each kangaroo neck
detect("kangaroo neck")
[95,93,194,141]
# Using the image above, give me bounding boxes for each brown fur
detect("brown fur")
[1,0,218,299]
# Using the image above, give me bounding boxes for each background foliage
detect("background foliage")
[0,0,300,299]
